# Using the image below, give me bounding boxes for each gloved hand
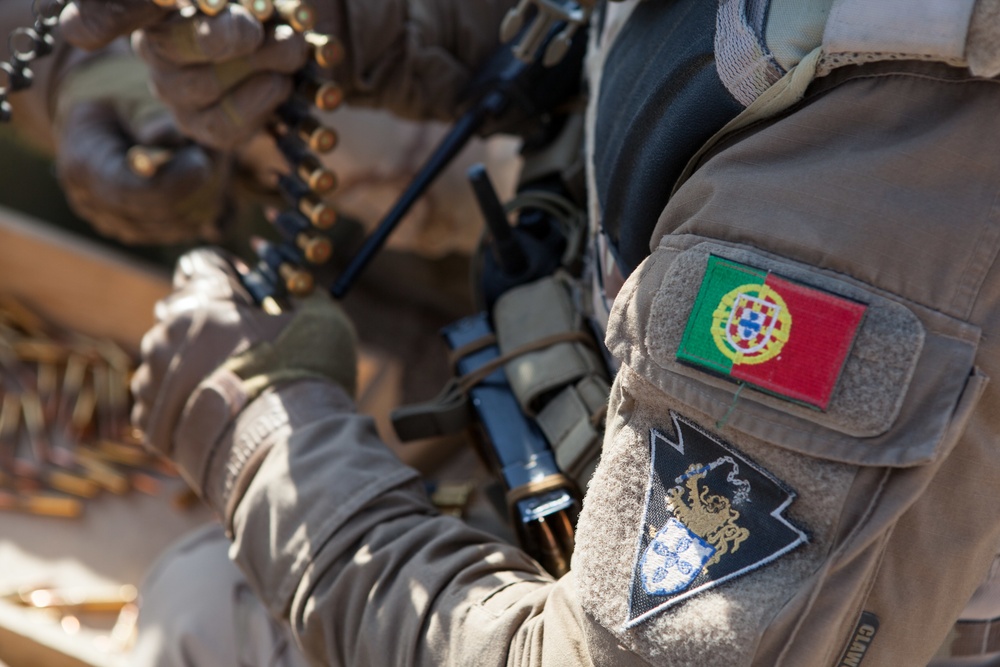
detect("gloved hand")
[54,52,231,244]
[132,5,309,151]
[57,0,168,51]
[132,247,357,495]
[58,1,312,151]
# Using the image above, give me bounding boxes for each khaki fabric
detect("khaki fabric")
[228,380,602,666]
[823,0,976,62]
[764,0,833,71]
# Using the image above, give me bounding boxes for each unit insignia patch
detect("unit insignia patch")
[626,412,808,627]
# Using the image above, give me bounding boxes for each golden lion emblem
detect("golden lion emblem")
[665,463,751,568]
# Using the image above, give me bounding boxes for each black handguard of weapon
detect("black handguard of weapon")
[328,16,587,299]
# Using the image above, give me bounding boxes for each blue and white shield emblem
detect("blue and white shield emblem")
[640,517,714,596]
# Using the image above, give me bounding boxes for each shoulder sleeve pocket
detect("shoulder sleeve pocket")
[606,238,983,468]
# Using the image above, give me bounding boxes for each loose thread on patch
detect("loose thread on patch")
[715,383,746,430]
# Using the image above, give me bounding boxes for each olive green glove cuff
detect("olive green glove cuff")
[222,292,358,400]
[170,293,357,499]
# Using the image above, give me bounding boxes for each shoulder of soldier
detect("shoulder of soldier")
[817,0,1000,78]
[715,0,1000,107]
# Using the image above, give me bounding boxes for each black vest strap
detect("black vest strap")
[594,0,744,274]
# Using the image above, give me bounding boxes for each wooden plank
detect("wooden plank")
[0,205,171,353]
[0,205,409,667]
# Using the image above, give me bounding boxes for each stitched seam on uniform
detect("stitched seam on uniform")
[722,76,1000,320]
[823,0,976,64]
[676,77,1000,320]
[625,430,659,625]
[210,381,352,515]
[654,245,929,433]
[761,469,869,663]
[772,467,887,665]
[819,520,895,666]
[688,66,1000,191]
[477,579,552,618]
[954,187,1000,321]
[817,52,967,78]
[814,69,1000,90]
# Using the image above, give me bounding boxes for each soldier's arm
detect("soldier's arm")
[223,382,605,665]
[132,248,618,666]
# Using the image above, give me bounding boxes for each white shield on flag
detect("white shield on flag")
[725,293,780,355]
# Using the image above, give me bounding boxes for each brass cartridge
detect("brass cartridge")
[304,32,345,69]
[195,0,228,15]
[299,77,343,112]
[295,154,338,194]
[273,0,316,32]
[297,196,337,229]
[127,146,173,178]
[240,0,274,21]
[297,234,332,264]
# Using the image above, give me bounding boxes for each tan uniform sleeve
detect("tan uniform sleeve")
[223,380,631,667]
[315,0,517,122]
[572,58,1000,667]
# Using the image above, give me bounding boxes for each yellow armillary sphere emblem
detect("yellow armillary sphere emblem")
[711,284,792,365]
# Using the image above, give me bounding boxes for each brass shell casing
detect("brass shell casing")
[10,493,84,518]
[297,234,332,264]
[297,158,338,194]
[295,117,338,153]
[274,0,316,32]
[279,264,314,295]
[195,0,228,15]
[240,0,274,21]
[298,197,337,229]
[127,146,173,178]
[305,33,345,69]
[300,78,344,112]
[44,469,101,499]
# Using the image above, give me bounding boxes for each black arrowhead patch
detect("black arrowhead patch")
[626,412,808,627]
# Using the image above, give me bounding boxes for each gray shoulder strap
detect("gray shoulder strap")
[819,0,983,75]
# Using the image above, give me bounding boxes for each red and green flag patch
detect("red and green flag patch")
[677,256,866,410]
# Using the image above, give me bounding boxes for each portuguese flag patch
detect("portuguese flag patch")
[677,256,866,410]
